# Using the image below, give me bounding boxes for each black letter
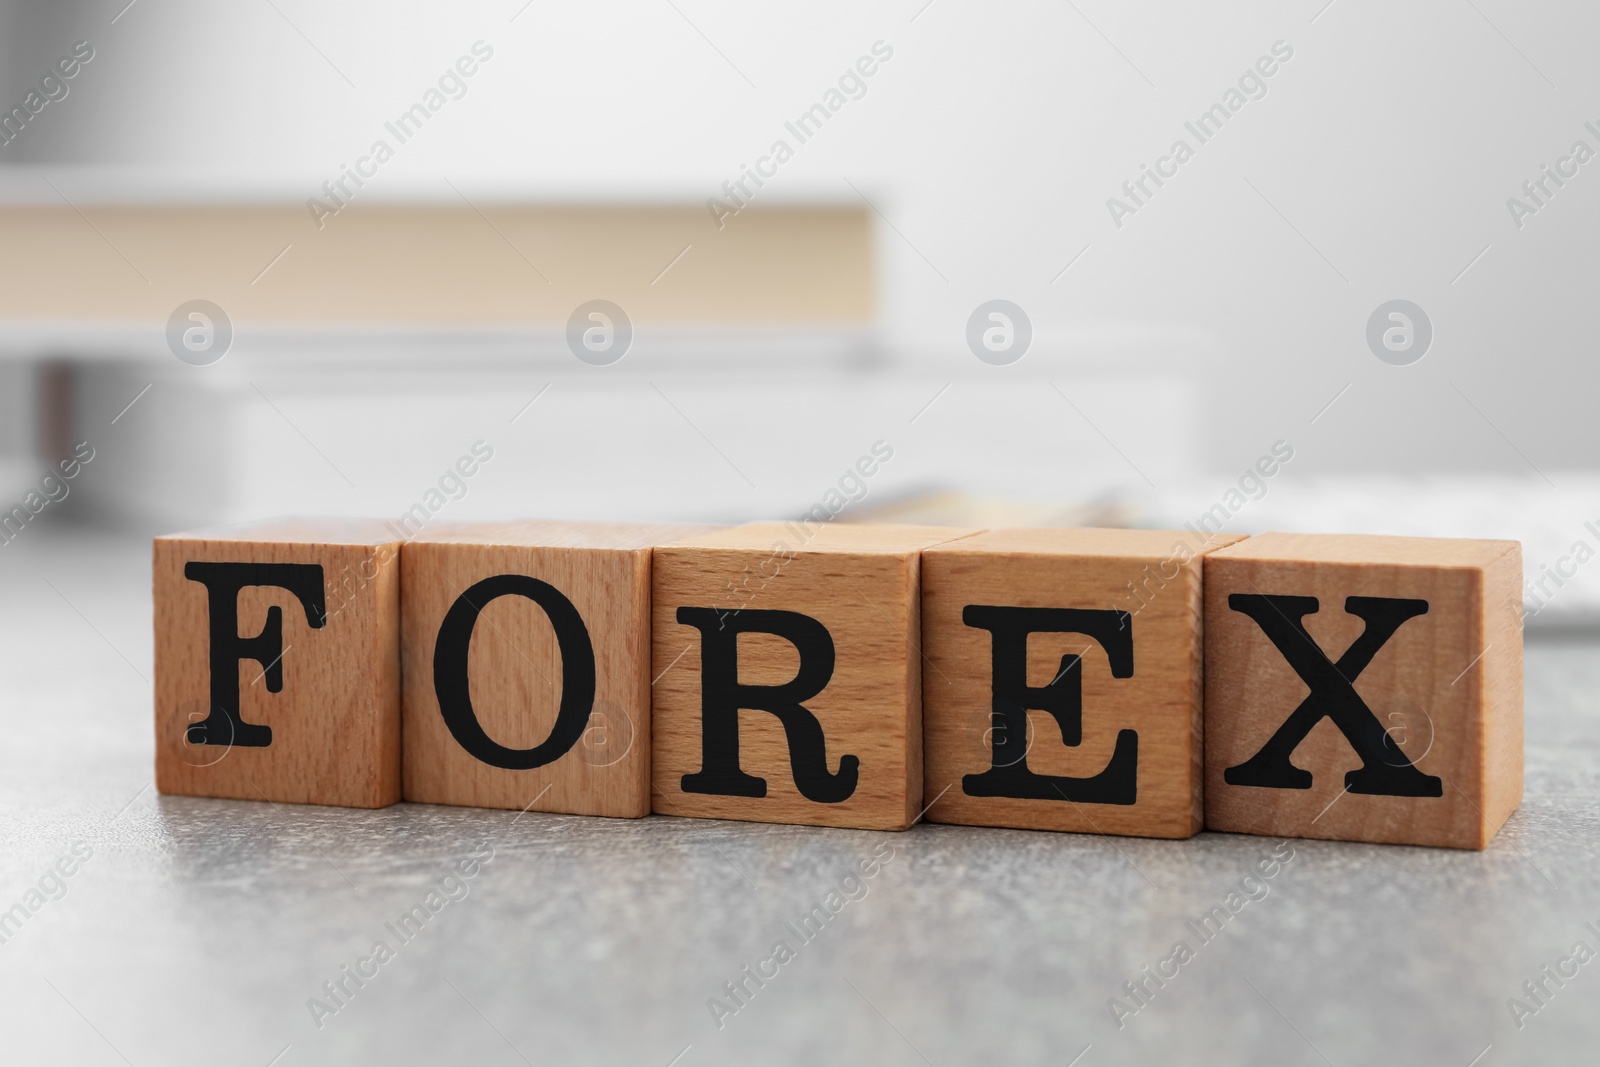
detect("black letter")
[1223,594,1440,796]
[184,561,326,748]
[676,607,857,803]
[432,574,595,770]
[960,606,1138,805]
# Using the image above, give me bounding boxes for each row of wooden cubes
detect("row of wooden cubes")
[153,520,1523,849]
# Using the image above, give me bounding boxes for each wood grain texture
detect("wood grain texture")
[1203,532,1523,849]
[652,523,978,830]
[922,528,1244,839]
[401,521,717,817]
[153,519,402,808]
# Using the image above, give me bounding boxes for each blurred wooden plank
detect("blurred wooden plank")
[0,203,872,325]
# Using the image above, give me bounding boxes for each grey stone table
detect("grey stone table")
[2,529,1595,1066]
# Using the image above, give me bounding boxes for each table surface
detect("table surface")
[2,527,1595,1067]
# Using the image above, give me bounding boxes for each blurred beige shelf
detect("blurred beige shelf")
[0,202,873,327]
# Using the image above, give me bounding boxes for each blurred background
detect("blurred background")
[1,0,1596,624]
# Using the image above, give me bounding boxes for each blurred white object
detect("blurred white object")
[69,346,1202,535]
[1151,475,1600,630]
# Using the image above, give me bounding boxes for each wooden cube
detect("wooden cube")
[921,528,1244,839]
[154,519,403,808]
[1204,532,1523,849]
[401,521,715,817]
[652,522,977,830]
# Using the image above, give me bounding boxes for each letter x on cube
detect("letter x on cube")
[1203,532,1523,849]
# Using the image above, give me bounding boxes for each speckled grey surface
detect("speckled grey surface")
[2,529,1595,1066]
